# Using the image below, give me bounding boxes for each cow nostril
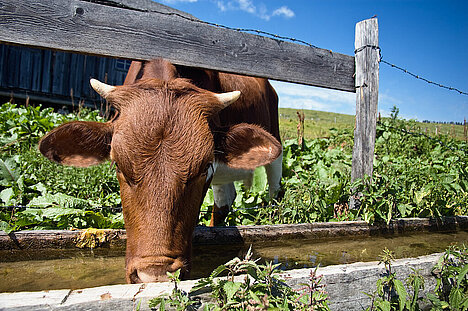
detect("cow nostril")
[128,269,142,284]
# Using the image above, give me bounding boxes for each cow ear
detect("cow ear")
[39,121,112,167]
[215,124,282,170]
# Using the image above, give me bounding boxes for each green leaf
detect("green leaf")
[375,299,391,311]
[249,289,262,303]
[449,287,463,308]
[251,166,267,193]
[210,264,227,278]
[223,281,241,302]
[190,278,212,293]
[0,220,11,233]
[0,157,19,186]
[457,264,468,287]
[393,279,407,311]
[0,188,14,204]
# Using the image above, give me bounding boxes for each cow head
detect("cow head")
[39,78,281,283]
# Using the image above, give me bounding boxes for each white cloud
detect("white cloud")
[272,6,294,18]
[216,0,227,11]
[270,80,356,115]
[237,0,255,14]
[215,1,295,21]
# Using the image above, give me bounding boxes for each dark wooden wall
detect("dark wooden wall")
[0,43,129,107]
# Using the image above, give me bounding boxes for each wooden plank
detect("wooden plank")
[0,0,355,92]
[1,217,466,250]
[51,51,65,95]
[4,46,20,88]
[30,48,42,92]
[0,45,4,88]
[19,48,33,90]
[40,49,53,93]
[350,18,379,208]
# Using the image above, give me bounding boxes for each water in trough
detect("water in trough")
[0,230,466,292]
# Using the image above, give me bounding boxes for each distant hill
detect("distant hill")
[278,108,355,140]
[278,108,466,141]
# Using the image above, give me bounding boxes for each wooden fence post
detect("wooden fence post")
[350,18,379,209]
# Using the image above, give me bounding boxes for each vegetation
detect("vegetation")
[365,245,468,311]
[147,245,468,310]
[278,108,355,141]
[148,247,329,311]
[0,103,467,232]
[200,107,467,226]
[0,103,122,232]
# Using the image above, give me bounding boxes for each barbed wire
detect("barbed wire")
[379,59,468,96]
[354,45,468,96]
[2,4,466,217]
[130,1,467,97]
[0,204,268,215]
[103,0,319,49]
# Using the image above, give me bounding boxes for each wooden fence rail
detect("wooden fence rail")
[0,0,355,92]
[0,0,379,203]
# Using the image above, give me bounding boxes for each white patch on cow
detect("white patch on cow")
[212,183,236,209]
[209,149,282,208]
[265,149,283,198]
[211,161,253,185]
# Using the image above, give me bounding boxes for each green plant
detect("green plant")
[148,269,201,311]
[365,248,425,311]
[0,102,122,232]
[1,102,467,231]
[428,244,468,310]
[148,247,330,310]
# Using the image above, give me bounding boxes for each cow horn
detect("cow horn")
[90,79,116,98]
[214,91,241,108]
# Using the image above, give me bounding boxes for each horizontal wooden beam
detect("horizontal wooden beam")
[0,0,355,92]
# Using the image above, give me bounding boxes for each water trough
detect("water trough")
[0,217,467,310]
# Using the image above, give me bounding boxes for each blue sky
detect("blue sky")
[158,0,467,123]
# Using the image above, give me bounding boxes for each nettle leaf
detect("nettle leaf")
[210,264,227,278]
[223,281,241,302]
[393,279,407,311]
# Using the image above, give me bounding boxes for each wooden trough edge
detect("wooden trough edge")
[0,253,442,311]
[0,216,466,250]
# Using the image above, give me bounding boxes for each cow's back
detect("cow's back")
[124,60,280,142]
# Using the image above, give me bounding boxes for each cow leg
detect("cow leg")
[210,183,236,226]
[265,150,283,199]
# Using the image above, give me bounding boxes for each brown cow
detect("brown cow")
[39,59,282,283]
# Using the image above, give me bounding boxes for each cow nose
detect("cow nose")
[128,265,170,283]
[127,259,188,283]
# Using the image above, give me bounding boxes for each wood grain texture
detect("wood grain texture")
[351,18,379,185]
[0,0,355,92]
[1,217,466,250]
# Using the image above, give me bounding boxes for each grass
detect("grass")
[278,108,355,141]
[279,107,467,142]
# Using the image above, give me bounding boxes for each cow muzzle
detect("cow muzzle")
[127,257,188,283]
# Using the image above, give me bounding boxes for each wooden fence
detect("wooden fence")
[0,0,379,202]
[0,43,130,106]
